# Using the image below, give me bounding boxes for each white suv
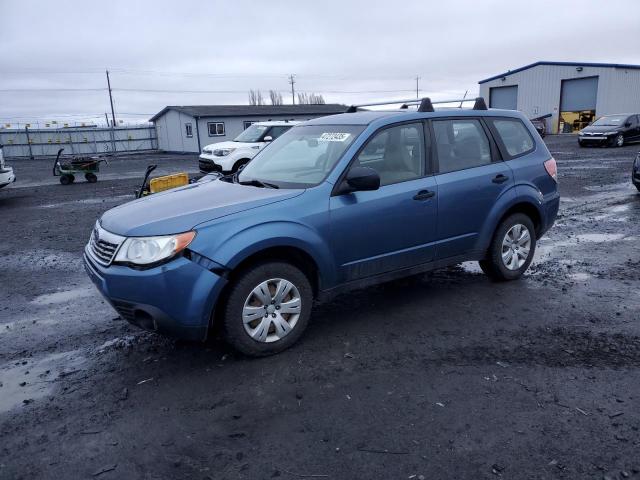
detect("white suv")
[199,121,298,174]
[0,145,16,189]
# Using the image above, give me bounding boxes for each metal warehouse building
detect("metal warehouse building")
[479,61,640,134]
[151,104,346,153]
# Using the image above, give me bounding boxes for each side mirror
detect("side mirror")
[624,122,631,128]
[343,166,380,193]
[263,136,273,142]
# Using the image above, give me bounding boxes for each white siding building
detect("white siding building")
[151,104,346,153]
[478,61,640,134]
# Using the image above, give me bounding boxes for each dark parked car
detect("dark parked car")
[578,114,640,147]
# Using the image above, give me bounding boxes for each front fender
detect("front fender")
[475,184,544,253]
[192,220,337,290]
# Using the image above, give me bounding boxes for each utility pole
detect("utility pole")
[415,76,420,99]
[288,74,296,105]
[106,70,116,127]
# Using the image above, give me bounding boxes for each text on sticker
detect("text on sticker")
[319,133,351,142]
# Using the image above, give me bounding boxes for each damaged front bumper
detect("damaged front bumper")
[84,250,227,341]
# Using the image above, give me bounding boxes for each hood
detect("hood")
[581,125,622,134]
[203,140,260,150]
[100,179,302,237]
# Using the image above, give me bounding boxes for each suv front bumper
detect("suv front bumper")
[84,250,227,341]
[0,167,15,188]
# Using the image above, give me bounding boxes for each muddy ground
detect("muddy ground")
[1,138,639,479]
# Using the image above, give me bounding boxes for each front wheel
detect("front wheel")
[85,172,98,183]
[479,213,536,281]
[222,262,313,356]
[613,134,624,148]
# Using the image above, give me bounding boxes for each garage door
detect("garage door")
[560,76,598,111]
[489,85,518,110]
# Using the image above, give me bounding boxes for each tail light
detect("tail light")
[544,157,557,182]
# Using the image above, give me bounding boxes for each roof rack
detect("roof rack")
[346,96,488,113]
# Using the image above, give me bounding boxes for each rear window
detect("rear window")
[491,118,534,157]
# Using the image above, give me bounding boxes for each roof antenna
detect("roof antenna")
[459,90,468,108]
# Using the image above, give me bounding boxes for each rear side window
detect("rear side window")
[432,119,491,174]
[491,118,534,157]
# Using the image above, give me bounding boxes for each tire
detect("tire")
[613,134,624,148]
[578,141,585,148]
[222,261,313,356]
[60,174,72,185]
[232,159,250,173]
[479,213,536,281]
[85,172,97,183]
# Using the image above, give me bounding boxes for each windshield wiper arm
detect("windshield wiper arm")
[239,178,279,189]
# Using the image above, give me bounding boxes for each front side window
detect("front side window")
[267,125,291,140]
[433,119,491,173]
[238,125,365,188]
[207,122,225,136]
[353,123,425,186]
[491,118,534,157]
[185,123,193,138]
[235,124,268,142]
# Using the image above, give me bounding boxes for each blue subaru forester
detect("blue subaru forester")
[85,97,559,356]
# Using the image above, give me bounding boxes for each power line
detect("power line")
[0,88,106,92]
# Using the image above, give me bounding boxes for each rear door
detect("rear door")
[431,118,514,259]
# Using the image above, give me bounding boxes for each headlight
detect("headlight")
[114,231,195,266]
[604,131,617,136]
[213,148,235,156]
[578,131,585,136]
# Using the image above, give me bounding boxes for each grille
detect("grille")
[87,222,125,266]
[199,159,222,173]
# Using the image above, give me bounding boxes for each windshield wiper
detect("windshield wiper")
[239,178,279,189]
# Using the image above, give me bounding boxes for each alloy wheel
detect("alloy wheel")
[242,278,302,343]
[501,224,531,270]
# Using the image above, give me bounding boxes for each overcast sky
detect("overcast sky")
[1,0,639,126]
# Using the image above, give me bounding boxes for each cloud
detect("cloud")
[1,0,638,125]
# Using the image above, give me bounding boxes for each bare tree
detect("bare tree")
[248,90,265,105]
[297,92,325,104]
[269,90,283,105]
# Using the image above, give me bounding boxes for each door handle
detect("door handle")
[492,174,509,184]
[413,190,435,201]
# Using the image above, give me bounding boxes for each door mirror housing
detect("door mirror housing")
[342,166,380,193]
[624,122,631,128]
[263,135,273,142]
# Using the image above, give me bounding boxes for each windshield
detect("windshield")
[592,115,628,127]
[238,125,365,188]
[234,124,269,143]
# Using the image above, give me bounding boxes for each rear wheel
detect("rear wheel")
[479,213,536,281]
[85,172,97,183]
[222,261,313,356]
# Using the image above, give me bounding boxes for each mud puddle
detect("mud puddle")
[0,349,87,414]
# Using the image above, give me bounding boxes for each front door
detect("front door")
[431,118,515,259]
[330,122,438,282]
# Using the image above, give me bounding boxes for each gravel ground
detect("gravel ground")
[1,137,639,480]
